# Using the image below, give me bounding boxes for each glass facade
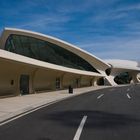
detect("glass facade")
[5,34,99,73]
[114,72,132,84]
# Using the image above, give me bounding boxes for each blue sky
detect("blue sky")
[0,0,140,61]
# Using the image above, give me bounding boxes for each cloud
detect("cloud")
[0,0,139,61]
[117,3,140,12]
[16,14,71,29]
[76,35,140,61]
[95,50,139,61]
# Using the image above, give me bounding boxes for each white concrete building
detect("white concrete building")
[0,28,139,97]
[0,28,109,97]
[105,59,140,85]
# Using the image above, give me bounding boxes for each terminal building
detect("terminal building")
[0,28,140,97]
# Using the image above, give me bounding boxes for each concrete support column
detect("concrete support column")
[104,75,117,86]
[93,77,98,86]
[76,76,81,88]
[131,72,140,83]
[32,68,39,94]
[60,73,66,89]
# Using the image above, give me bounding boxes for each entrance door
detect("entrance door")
[20,75,29,95]
[97,77,104,85]
[56,78,61,89]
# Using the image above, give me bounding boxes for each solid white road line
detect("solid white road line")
[97,94,104,99]
[73,116,87,140]
[127,93,131,99]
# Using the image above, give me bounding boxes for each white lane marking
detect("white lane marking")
[97,94,104,99]
[127,93,131,99]
[73,116,87,140]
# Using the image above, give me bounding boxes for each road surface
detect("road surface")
[0,84,140,140]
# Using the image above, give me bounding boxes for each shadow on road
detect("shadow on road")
[42,110,140,129]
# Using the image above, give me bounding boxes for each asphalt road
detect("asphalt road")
[0,84,140,140]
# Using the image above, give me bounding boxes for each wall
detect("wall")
[0,58,36,96]
[0,59,19,96]
[80,76,92,87]
[0,57,98,97]
[62,73,80,88]
[33,69,64,91]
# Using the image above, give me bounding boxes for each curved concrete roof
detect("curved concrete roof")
[0,28,110,72]
[0,49,102,77]
[105,59,140,71]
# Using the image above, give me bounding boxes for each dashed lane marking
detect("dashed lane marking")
[127,93,131,99]
[73,116,87,140]
[97,94,104,99]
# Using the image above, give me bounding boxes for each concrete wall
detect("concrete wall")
[62,73,80,88]
[0,57,98,97]
[80,76,91,87]
[33,69,64,91]
[0,71,16,96]
[0,60,19,96]
[0,57,39,96]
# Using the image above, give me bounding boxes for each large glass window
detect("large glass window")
[5,34,99,73]
[114,72,132,84]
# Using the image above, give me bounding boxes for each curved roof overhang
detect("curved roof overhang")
[105,59,140,72]
[0,49,102,77]
[105,60,140,77]
[0,28,110,72]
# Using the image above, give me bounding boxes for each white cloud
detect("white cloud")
[1,0,139,61]
[117,3,140,12]
[14,13,71,32]
[95,49,139,61]
[76,35,140,61]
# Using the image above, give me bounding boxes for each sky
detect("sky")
[0,0,140,61]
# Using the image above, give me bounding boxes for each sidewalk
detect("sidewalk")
[0,86,108,124]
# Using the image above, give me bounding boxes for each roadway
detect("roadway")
[0,84,140,140]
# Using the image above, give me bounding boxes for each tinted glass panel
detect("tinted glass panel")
[5,34,99,73]
[114,72,132,84]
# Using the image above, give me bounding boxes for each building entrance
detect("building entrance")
[97,77,104,85]
[20,75,29,95]
[56,78,61,89]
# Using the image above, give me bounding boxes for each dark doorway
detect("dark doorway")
[97,77,104,85]
[20,75,29,95]
[76,79,79,88]
[56,78,61,89]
